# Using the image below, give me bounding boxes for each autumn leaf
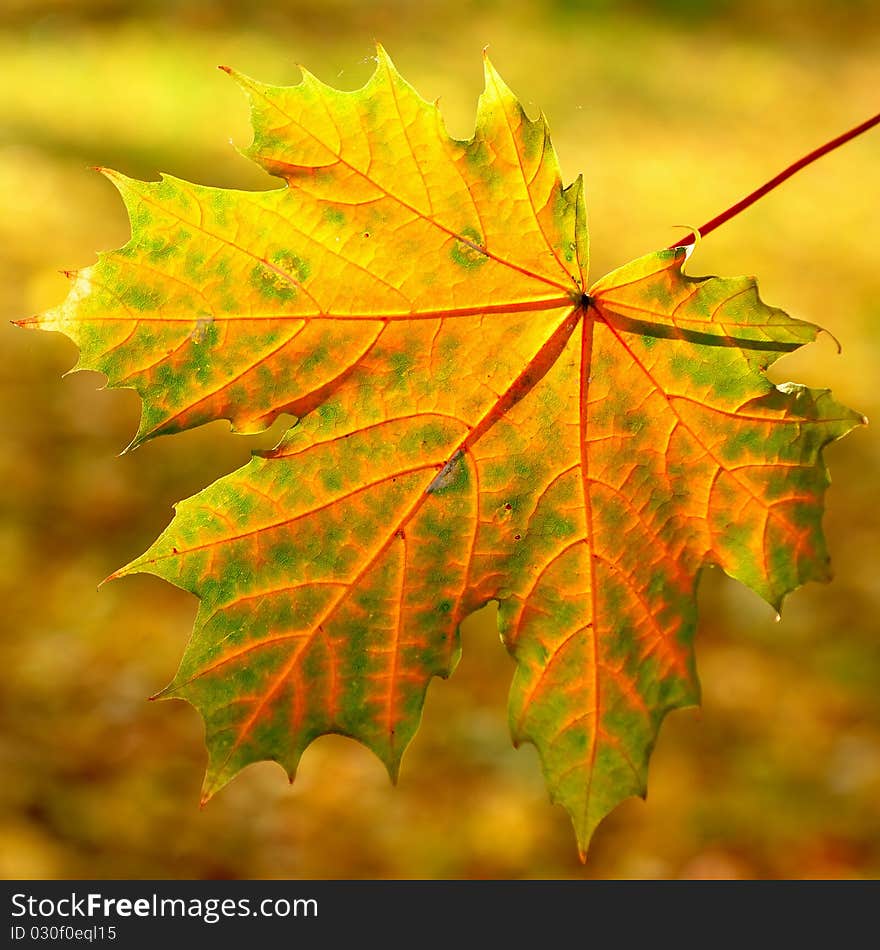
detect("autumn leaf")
[21,48,863,857]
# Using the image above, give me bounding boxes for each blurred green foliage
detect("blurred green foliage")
[2,0,879,879]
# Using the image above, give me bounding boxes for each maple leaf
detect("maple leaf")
[21,48,864,857]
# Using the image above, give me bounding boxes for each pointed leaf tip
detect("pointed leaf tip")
[148,680,178,702]
[97,569,119,589]
[91,165,122,184]
[372,43,402,85]
[481,49,497,80]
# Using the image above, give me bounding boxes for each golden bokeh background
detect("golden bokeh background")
[2,0,879,879]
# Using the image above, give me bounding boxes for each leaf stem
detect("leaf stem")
[669,108,880,248]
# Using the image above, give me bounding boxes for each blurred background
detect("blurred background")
[1,0,879,879]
